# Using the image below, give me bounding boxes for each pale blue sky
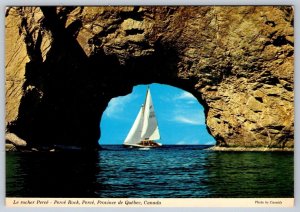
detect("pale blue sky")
[99,83,216,145]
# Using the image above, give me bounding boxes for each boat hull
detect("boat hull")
[123,142,162,148]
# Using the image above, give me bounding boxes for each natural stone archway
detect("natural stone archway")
[5,6,294,150]
[99,83,216,145]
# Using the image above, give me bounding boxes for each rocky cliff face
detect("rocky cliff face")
[5,6,294,149]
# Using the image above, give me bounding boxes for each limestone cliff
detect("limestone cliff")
[5,6,294,150]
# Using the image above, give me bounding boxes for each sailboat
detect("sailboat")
[123,86,162,148]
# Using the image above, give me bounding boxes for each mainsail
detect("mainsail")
[123,87,160,146]
[123,106,144,145]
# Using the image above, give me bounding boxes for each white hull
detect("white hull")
[123,142,162,148]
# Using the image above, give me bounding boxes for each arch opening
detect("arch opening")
[99,83,216,146]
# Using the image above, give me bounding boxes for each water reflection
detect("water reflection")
[6,147,293,198]
[6,151,100,197]
[204,152,294,197]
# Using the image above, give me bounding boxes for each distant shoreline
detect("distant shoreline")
[207,146,294,152]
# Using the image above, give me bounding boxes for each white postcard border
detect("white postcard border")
[1,0,299,212]
[5,198,294,207]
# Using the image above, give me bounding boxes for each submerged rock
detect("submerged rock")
[5,143,17,152]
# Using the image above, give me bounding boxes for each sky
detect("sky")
[99,83,216,145]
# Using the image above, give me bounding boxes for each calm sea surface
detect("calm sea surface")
[6,145,293,198]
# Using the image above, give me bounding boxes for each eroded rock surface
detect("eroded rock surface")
[6,133,27,147]
[5,6,294,149]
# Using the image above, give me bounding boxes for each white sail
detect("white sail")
[123,86,161,147]
[141,88,160,141]
[123,106,144,145]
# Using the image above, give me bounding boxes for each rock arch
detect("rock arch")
[5,6,294,150]
[99,82,215,146]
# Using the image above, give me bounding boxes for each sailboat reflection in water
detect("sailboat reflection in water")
[123,86,162,148]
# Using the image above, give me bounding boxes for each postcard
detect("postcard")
[5,6,294,207]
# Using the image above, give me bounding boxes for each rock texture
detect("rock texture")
[5,133,27,151]
[5,6,294,149]
[5,133,27,146]
[208,146,294,152]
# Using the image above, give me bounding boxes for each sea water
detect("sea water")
[6,145,293,198]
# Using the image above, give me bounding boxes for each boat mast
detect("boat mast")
[143,86,149,111]
[141,86,149,145]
